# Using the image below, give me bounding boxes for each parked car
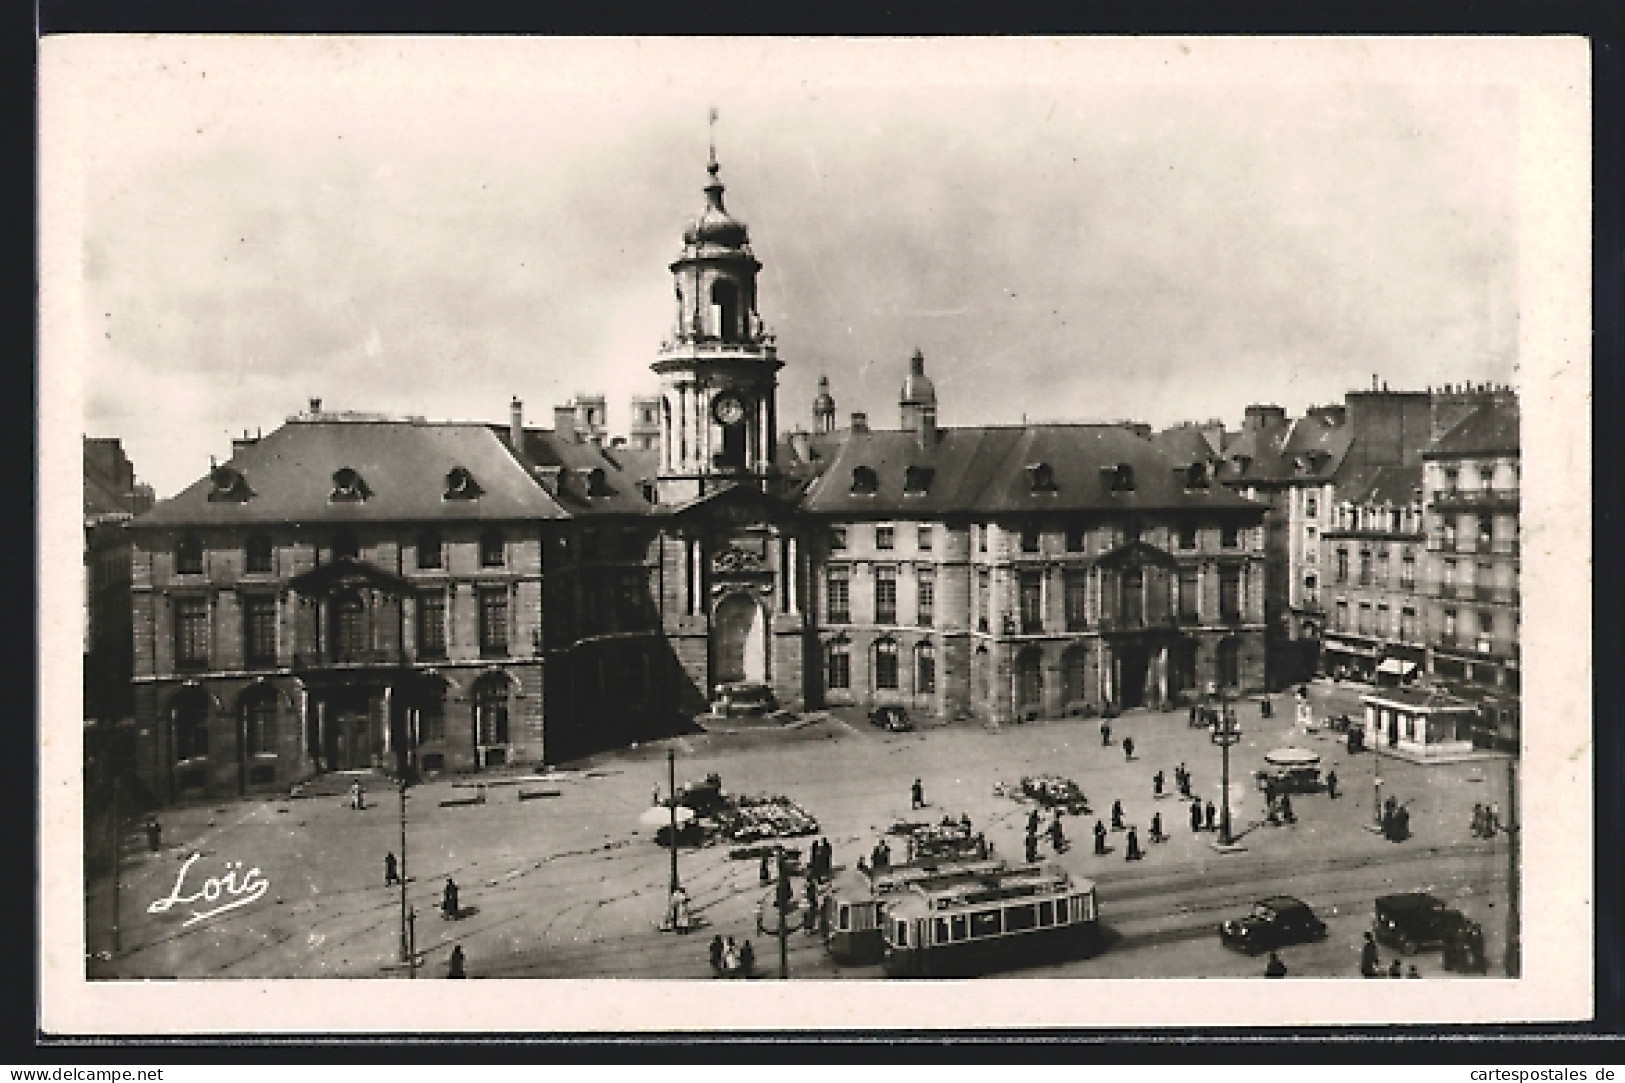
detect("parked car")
[1373,892,1474,955]
[1219,895,1328,954]
[869,705,913,732]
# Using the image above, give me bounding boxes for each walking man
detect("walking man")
[1111,800,1125,831]
[1123,736,1135,761]
[442,877,460,919]
[1101,720,1112,746]
[1027,808,1041,836]
[739,940,755,978]
[1204,800,1217,831]
[447,945,466,978]
[709,934,725,976]
[911,778,925,810]
[1189,800,1203,833]
[1326,770,1339,800]
[384,851,400,887]
[1361,932,1381,978]
[1153,770,1164,797]
[1093,819,1108,855]
[1280,793,1295,824]
[1150,811,1165,842]
[1125,826,1143,861]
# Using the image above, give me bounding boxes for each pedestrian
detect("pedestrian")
[1179,763,1192,798]
[442,877,460,919]
[803,895,818,934]
[911,778,925,810]
[1389,959,1403,978]
[857,855,869,875]
[652,784,662,807]
[1093,819,1108,855]
[1326,770,1339,799]
[759,852,772,884]
[1025,831,1039,864]
[1488,802,1502,835]
[739,939,755,978]
[1153,770,1164,797]
[1406,964,1421,979]
[1265,951,1287,978]
[1150,812,1165,842]
[1125,827,1142,861]
[1111,800,1125,831]
[1189,800,1203,833]
[447,945,466,978]
[1394,805,1411,841]
[1360,932,1381,978]
[709,934,725,976]
[1205,800,1216,831]
[1189,703,1199,728]
[348,780,364,811]
[723,936,740,977]
[384,851,400,887]
[1280,793,1295,824]
[1049,814,1067,853]
[144,817,162,852]
[1123,736,1135,761]
[1027,808,1041,836]
[1101,720,1112,746]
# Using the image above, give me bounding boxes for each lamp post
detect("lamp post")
[398,777,412,974]
[1504,754,1520,977]
[1217,685,1233,846]
[667,748,680,895]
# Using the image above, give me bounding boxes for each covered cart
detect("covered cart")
[1254,747,1323,794]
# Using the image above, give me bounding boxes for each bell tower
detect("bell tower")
[653,135,783,504]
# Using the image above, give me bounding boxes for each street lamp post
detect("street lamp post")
[1217,687,1233,846]
[398,778,412,974]
[668,748,680,895]
[1504,754,1520,977]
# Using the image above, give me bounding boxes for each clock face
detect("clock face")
[713,393,747,426]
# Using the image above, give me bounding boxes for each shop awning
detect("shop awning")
[1376,659,1418,677]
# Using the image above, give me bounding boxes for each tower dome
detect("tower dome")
[900,348,937,406]
[682,160,750,250]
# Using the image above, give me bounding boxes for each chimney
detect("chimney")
[1243,405,1286,431]
[309,397,323,414]
[553,405,577,443]
[850,412,869,433]
[509,396,524,449]
[231,429,260,456]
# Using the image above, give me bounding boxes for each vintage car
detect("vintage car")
[1373,892,1474,955]
[1219,895,1328,954]
[869,705,914,732]
[713,681,777,717]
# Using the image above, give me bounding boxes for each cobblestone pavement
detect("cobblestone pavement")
[86,680,1515,981]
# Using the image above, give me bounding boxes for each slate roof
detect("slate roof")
[800,424,1265,517]
[137,417,570,527]
[1215,413,1351,486]
[1334,464,1423,507]
[510,428,659,516]
[1426,401,1520,457]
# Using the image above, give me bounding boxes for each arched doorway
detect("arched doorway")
[1217,636,1241,690]
[1114,641,1149,709]
[712,592,767,688]
[1061,645,1089,709]
[169,684,212,798]
[238,685,279,794]
[1015,647,1044,717]
[471,671,513,768]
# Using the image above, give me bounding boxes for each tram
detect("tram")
[879,862,1099,978]
[823,858,1006,965]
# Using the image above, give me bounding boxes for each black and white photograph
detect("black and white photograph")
[41,35,1591,1031]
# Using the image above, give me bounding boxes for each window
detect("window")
[1444,468,1460,493]
[333,529,360,561]
[1335,549,1349,585]
[917,525,933,551]
[1178,565,1200,621]
[1401,606,1418,641]
[1303,572,1318,599]
[903,466,934,495]
[916,567,935,626]
[417,591,446,658]
[1038,901,1055,926]
[1376,603,1390,637]
[1109,463,1135,492]
[826,639,851,690]
[1477,515,1494,548]
[1335,600,1349,632]
[1219,565,1242,621]
[850,466,879,494]
[333,590,367,660]
[970,910,1002,938]
[176,535,203,576]
[977,568,991,632]
[480,530,505,568]
[1221,522,1240,548]
[1028,462,1057,493]
[977,524,988,553]
[1019,571,1043,633]
[875,525,895,551]
[174,596,209,670]
[1021,527,1040,554]
[825,566,850,624]
[245,694,277,756]
[1065,527,1085,553]
[830,527,847,551]
[951,914,969,941]
[875,639,899,690]
[474,678,509,745]
[1358,551,1372,586]
[1305,495,1318,518]
[915,641,936,694]
[1357,602,1373,636]
[443,467,483,500]
[1177,520,1197,550]
[1443,608,1458,639]
[330,467,371,502]
[479,589,509,657]
[1065,571,1089,631]
[417,530,442,570]
[246,533,273,575]
[173,693,209,761]
[1006,904,1037,933]
[875,566,897,624]
[242,595,277,668]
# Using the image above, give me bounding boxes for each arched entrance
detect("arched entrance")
[1114,641,1150,709]
[1217,636,1241,690]
[1061,645,1089,709]
[712,592,767,688]
[1015,647,1044,717]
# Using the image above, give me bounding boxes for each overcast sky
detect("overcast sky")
[54,38,1521,499]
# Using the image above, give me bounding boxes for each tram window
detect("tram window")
[970,910,1002,938]
[895,920,908,947]
[1038,901,1054,927]
[837,905,849,932]
[935,918,950,945]
[1006,904,1037,932]
[951,914,969,941]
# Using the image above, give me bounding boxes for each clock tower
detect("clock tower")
[652,149,783,504]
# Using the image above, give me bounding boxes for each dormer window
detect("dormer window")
[1103,463,1135,493]
[903,465,935,495]
[207,465,254,503]
[1183,462,1209,490]
[443,467,483,501]
[330,467,371,503]
[1232,454,1252,475]
[1026,462,1057,493]
[586,467,610,497]
[333,529,360,560]
[851,466,879,495]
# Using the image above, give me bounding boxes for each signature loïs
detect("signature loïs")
[147,852,270,928]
